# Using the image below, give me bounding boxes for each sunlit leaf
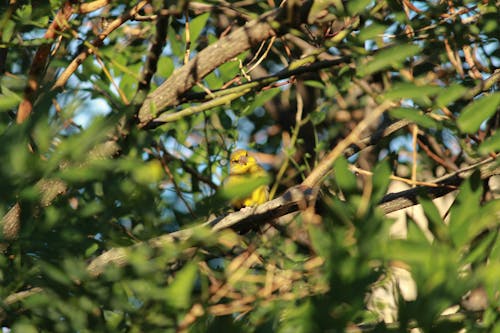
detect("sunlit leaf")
[348,0,372,15]
[189,13,210,44]
[157,56,175,78]
[357,44,421,76]
[435,84,467,107]
[389,107,440,129]
[358,22,387,42]
[132,160,164,184]
[164,262,198,309]
[383,83,442,101]
[479,130,500,154]
[457,93,500,133]
[334,156,357,194]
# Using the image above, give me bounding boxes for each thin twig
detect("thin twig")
[52,1,149,90]
[302,100,395,187]
[269,92,307,199]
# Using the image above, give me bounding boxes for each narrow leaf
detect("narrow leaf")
[389,107,440,129]
[164,262,198,309]
[449,172,483,248]
[418,195,448,243]
[189,13,210,44]
[435,84,466,107]
[357,44,421,77]
[334,157,357,194]
[457,93,500,133]
[479,130,500,154]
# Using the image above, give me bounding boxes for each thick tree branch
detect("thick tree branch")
[137,2,314,126]
[153,57,348,124]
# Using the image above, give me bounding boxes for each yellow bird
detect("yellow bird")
[225,149,269,209]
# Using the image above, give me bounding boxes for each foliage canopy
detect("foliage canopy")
[1,0,499,332]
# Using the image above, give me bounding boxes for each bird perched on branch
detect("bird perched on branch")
[222,149,270,209]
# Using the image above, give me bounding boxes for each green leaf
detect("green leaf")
[357,44,421,77]
[449,172,483,248]
[457,93,500,133]
[132,160,164,185]
[406,217,431,244]
[435,84,467,107]
[219,59,240,82]
[157,56,174,78]
[41,262,72,286]
[467,199,500,243]
[358,22,387,42]
[11,322,38,333]
[1,20,16,43]
[348,0,372,15]
[168,25,183,58]
[0,85,22,111]
[205,71,223,90]
[310,108,326,125]
[189,13,210,44]
[389,107,440,129]
[0,74,26,91]
[164,262,198,309]
[488,231,500,262]
[462,230,497,265]
[15,4,32,21]
[418,195,448,243]
[479,130,500,154]
[334,157,357,194]
[244,87,280,115]
[304,80,325,89]
[219,172,271,202]
[371,159,391,203]
[383,82,442,101]
[278,300,316,333]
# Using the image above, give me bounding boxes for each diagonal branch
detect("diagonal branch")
[153,57,348,124]
[78,154,500,277]
[137,2,315,126]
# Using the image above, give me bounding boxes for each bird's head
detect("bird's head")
[230,149,258,175]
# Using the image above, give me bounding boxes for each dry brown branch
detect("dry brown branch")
[303,100,395,187]
[16,1,74,123]
[78,0,110,14]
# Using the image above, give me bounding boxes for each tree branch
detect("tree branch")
[51,1,149,90]
[137,2,315,126]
